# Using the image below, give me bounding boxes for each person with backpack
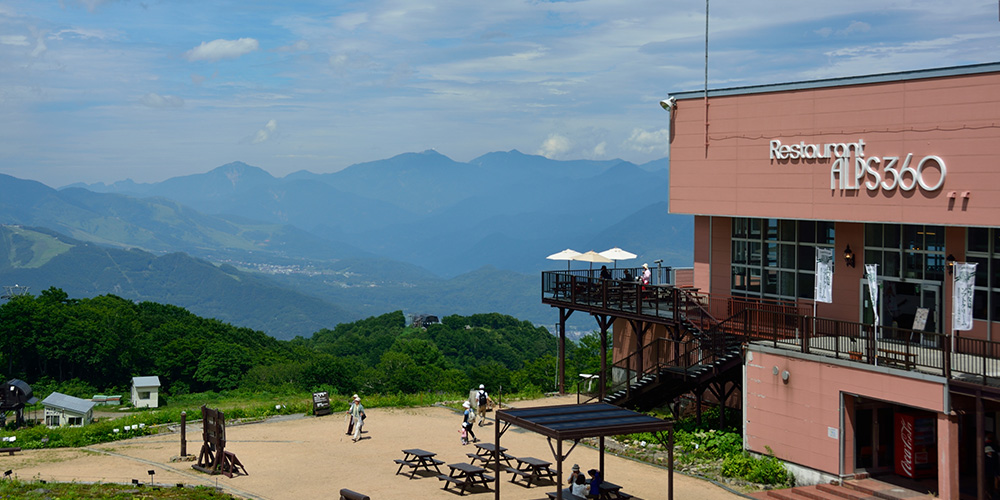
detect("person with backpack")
[462,401,478,443]
[475,384,489,426]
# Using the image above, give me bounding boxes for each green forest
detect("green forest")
[0,287,603,402]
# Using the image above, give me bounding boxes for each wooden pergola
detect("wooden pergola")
[493,403,673,500]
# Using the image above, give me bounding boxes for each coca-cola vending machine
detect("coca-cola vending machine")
[894,412,936,478]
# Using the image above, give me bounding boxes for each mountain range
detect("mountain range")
[2,150,691,338]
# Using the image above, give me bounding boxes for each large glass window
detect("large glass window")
[967,227,1000,322]
[731,218,834,300]
[865,224,946,282]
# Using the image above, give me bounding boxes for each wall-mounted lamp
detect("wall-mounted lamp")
[659,96,677,112]
[946,254,956,275]
[843,245,856,268]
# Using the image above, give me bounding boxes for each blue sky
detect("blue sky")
[2,1,998,187]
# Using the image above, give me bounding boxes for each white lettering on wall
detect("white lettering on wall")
[770,139,946,193]
[899,417,915,477]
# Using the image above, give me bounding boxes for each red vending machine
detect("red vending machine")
[894,412,936,478]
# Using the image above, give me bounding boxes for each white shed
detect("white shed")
[42,392,95,427]
[131,376,161,408]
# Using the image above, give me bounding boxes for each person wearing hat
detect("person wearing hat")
[462,401,478,443]
[562,464,587,498]
[349,395,366,442]
[475,384,490,426]
[346,394,359,435]
[641,263,651,287]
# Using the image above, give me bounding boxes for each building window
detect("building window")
[138,391,150,400]
[68,417,82,426]
[45,415,60,426]
[966,227,1000,322]
[731,218,834,300]
[864,224,946,281]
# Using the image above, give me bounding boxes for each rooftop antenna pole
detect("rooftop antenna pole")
[704,0,710,152]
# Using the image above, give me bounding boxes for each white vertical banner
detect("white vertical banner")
[814,248,834,304]
[865,264,879,331]
[952,262,978,331]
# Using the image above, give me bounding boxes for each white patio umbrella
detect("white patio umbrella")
[599,247,638,268]
[572,250,614,271]
[546,248,582,270]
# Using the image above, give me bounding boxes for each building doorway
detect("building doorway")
[861,279,941,345]
[853,398,938,484]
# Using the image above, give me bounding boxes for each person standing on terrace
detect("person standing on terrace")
[600,265,611,280]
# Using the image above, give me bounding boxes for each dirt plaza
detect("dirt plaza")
[2,395,745,500]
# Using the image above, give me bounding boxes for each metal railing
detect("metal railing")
[544,270,1000,394]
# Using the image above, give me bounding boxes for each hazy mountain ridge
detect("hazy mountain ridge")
[0,225,353,339]
[8,150,690,336]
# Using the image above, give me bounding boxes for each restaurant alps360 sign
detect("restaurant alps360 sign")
[769,139,946,193]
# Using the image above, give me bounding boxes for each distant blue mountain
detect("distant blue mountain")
[43,150,689,334]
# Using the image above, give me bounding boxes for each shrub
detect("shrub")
[721,446,792,486]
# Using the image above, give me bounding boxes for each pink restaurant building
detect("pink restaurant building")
[665,63,1000,498]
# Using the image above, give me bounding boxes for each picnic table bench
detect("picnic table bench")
[438,462,494,495]
[394,448,444,479]
[0,447,20,456]
[547,481,632,500]
[505,456,557,487]
[879,348,917,369]
[467,442,514,469]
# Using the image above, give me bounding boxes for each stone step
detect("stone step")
[816,483,873,500]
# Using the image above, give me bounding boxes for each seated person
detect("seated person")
[587,469,603,498]
[622,270,634,282]
[570,473,588,497]
[563,464,584,497]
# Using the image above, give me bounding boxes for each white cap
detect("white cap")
[463,401,471,408]
[479,384,485,389]
[352,394,359,399]
[643,263,649,269]
[354,396,360,401]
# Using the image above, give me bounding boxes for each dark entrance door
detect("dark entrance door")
[856,405,895,474]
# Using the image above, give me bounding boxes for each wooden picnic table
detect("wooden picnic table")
[467,442,514,469]
[505,456,556,487]
[595,480,632,500]
[546,479,632,500]
[394,448,444,479]
[438,462,494,495]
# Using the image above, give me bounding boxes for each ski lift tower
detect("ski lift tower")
[1,285,29,300]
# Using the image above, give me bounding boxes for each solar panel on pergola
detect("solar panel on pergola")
[491,403,674,500]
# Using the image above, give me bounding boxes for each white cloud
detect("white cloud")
[184,38,259,62]
[50,28,118,41]
[333,12,369,31]
[537,134,572,158]
[140,92,184,108]
[276,40,309,52]
[841,21,871,36]
[592,141,606,157]
[0,35,30,46]
[625,128,669,154]
[252,119,278,144]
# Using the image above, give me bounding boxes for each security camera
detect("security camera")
[659,96,676,111]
